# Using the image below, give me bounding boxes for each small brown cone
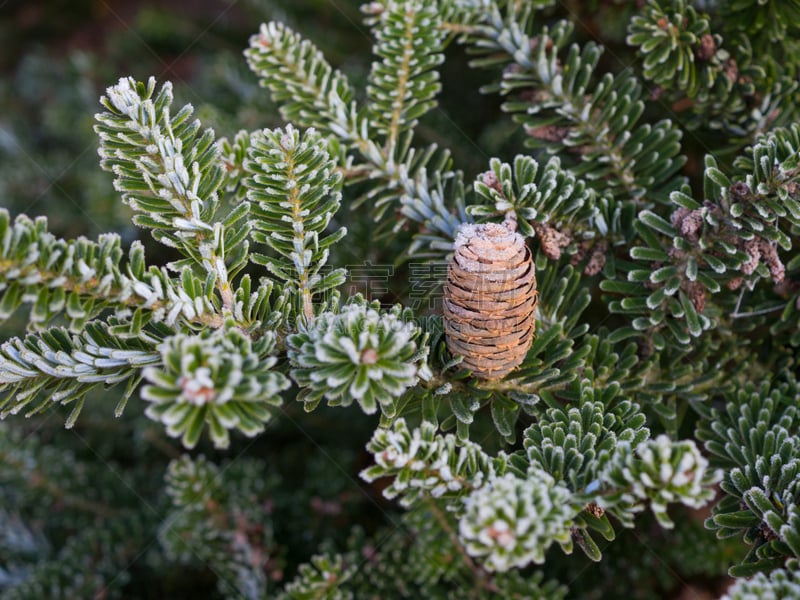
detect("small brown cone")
[444,222,538,380]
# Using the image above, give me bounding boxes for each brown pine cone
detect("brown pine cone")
[443,222,538,380]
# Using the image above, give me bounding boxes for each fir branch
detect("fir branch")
[696,378,800,571]
[95,76,247,304]
[244,125,346,320]
[596,434,720,529]
[457,469,578,571]
[288,301,429,418]
[0,210,220,330]
[142,325,289,449]
[161,454,279,598]
[613,335,735,434]
[459,4,687,205]
[246,19,468,255]
[627,2,800,141]
[506,376,647,560]
[0,425,120,518]
[721,564,800,599]
[4,2,800,595]
[520,383,649,492]
[230,274,292,338]
[602,123,800,347]
[424,497,500,595]
[0,424,155,597]
[244,22,361,145]
[280,553,356,600]
[365,0,445,147]
[489,570,567,600]
[720,0,800,47]
[627,0,719,99]
[219,129,255,203]
[469,154,590,244]
[0,322,160,425]
[397,159,470,258]
[360,418,501,508]
[1,517,150,600]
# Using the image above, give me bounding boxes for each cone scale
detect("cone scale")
[444,222,538,380]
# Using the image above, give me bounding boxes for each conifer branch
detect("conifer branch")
[603,123,800,347]
[26,471,121,518]
[0,321,160,425]
[281,553,356,599]
[628,0,719,99]
[162,454,276,597]
[365,1,445,147]
[95,77,247,307]
[246,17,467,254]
[627,2,800,141]
[458,4,686,205]
[720,0,800,50]
[243,125,346,320]
[722,565,800,599]
[696,377,800,573]
[245,23,359,141]
[424,497,500,595]
[2,2,799,595]
[360,418,499,507]
[0,210,221,330]
[289,301,430,418]
[143,325,289,449]
[469,155,590,243]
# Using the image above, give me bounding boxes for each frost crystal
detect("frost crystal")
[288,302,427,416]
[458,469,576,571]
[141,328,289,449]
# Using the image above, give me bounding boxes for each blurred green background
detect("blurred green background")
[1,0,355,237]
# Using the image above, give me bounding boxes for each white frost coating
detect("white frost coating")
[452,222,526,272]
[106,77,145,117]
[454,222,523,251]
[458,469,575,572]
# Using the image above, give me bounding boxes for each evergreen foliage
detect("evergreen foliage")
[2,0,800,597]
[161,454,277,598]
[721,561,800,600]
[288,300,429,417]
[457,468,575,571]
[142,326,289,449]
[244,124,346,318]
[627,0,716,99]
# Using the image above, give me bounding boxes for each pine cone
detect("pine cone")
[444,222,537,380]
